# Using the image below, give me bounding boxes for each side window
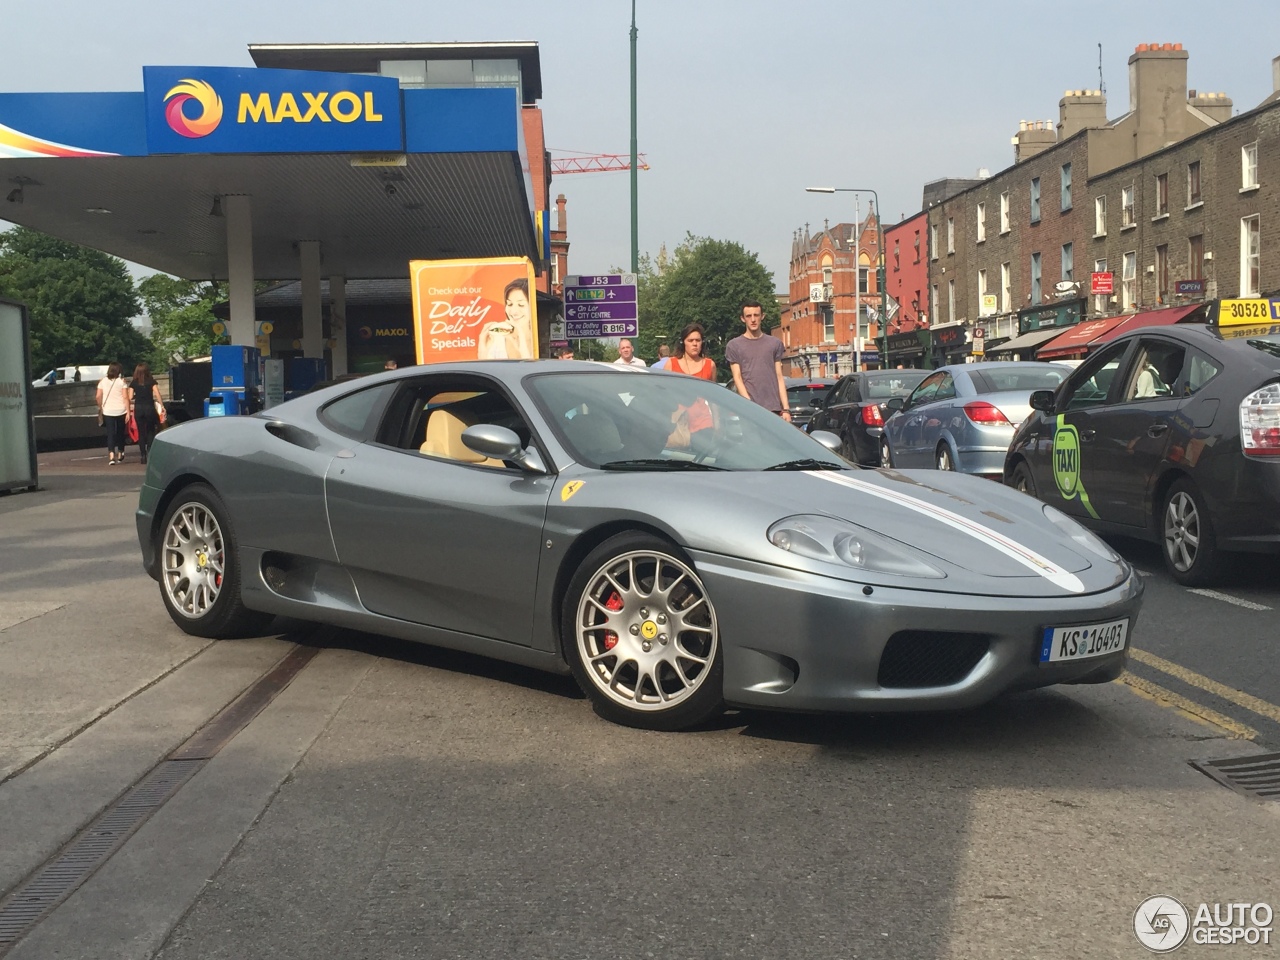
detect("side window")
[375,376,531,467]
[318,382,396,440]
[933,373,956,402]
[907,373,943,408]
[834,379,858,404]
[1061,342,1130,411]
[1123,340,1187,402]
[1183,350,1223,396]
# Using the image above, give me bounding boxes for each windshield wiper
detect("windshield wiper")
[598,459,726,471]
[763,458,846,471]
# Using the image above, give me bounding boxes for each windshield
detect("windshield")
[525,371,848,471]
[1245,336,1280,362]
[863,372,929,399]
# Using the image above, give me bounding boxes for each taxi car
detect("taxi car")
[1004,303,1280,585]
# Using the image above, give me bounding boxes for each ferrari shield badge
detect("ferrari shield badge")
[560,480,585,502]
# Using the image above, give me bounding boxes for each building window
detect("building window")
[551,255,560,288]
[1156,244,1168,302]
[931,284,939,324]
[1122,184,1135,226]
[930,224,938,260]
[1030,178,1041,224]
[1187,161,1201,205]
[1094,195,1106,236]
[1241,216,1260,296]
[823,265,833,286]
[1061,242,1074,283]
[1061,163,1072,211]
[976,202,986,242]
[1188,235,1204,281]
[948,279,956,322]
[858,264,869,294]
[1093,258,1108,315]
[946,218,955,254]
[978,268,988,300]
[1155,173,1168,217]
[823,305,835,343]
[1001,261,1012,313]
[1122,252,1137,309]
[1242,142,1259,190]
[1031,252,1042,303]
[1000,191,1010,233]
[893,239,900,270]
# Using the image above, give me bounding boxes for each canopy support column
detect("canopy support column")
[224,195,256,348]
[329,275,347,376]
[299,241,323,360]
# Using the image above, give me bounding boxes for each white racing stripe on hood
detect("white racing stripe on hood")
[812,472,1085,594]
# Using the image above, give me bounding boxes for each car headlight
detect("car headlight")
[1041,504,1121,562]
[767,515,945,579]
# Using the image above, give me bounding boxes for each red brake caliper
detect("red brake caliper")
[603,591,624,650]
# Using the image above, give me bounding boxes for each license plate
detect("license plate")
[1039,618,1129,663]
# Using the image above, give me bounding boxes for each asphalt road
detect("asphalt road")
[1,456,1278,960]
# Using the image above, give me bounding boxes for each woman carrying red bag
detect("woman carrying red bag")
[127,362,165,465]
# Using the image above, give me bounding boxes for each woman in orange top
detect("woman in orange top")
[663,323,716,438]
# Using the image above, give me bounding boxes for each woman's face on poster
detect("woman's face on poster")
[505,288,530,323]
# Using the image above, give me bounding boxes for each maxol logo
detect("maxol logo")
[164,80,224,138]
[237,90,383,125]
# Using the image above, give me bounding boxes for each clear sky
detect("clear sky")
[2,0,1277,287]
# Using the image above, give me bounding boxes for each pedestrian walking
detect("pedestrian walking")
[662,323,716,446]
[650,344,671,368]
[96,362,130,465]
[725,299,790,421]
[127,362,165,465]
[612,338,648,368]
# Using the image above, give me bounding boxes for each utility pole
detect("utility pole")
[629,0,639,274]
[853,196,861,373]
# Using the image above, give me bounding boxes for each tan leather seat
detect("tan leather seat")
[419,409,503,467]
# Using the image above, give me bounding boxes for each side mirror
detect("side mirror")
[462,424,547,474]
[1029,389,1056,413]
[883,397,906,415]
[809,429,842,453]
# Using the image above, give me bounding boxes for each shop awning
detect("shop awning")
[985,326,1065,357]
[1089,304,1206,346]
[1036,315,1134,358]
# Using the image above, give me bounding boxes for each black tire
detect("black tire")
[1161,477,1225,587]
[1011,461,1037,498]
[880,440,894,469]
[561,531,723,731]
[156,483,274,638]
[936,444,956,471]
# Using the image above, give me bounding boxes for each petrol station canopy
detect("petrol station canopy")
[0,42,545,280]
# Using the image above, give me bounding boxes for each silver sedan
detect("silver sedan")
[880,362,1069,478]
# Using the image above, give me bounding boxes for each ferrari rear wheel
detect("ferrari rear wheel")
[158,483,273,639]
[563,532,723,730]
[880,440,894,469]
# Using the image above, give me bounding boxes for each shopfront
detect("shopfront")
[988,299,1087,360]
[883,329,931,369]
[929,322,969,366]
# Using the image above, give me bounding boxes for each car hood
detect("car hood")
[558,467,1128,598]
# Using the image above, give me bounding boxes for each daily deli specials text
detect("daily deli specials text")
[410,258,539,364]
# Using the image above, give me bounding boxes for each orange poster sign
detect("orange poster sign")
[410,257,539,364]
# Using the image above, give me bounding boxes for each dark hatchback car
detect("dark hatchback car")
[784,377,837,430]
[1004,319,1280,585]
[807,370,930,464]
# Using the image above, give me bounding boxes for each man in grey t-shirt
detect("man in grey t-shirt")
[724,299,791,421]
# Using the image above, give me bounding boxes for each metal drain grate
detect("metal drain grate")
[1190,752,1280,802]
[0,759,203,948]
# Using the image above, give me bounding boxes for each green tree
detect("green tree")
[629,235,779,375]
[141,275,228,365]
[0,226,148,374]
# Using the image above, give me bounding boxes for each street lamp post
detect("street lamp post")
[806,186,885,371]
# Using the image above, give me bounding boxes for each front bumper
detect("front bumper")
[690,550,1143,713]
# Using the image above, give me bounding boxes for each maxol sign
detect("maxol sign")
[143,66,404,155]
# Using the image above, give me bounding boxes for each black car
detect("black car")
[1004,317,1280,585]
[784,377,837,430]
[808,370,930,465]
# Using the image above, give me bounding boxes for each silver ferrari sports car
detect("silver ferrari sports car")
[136,361,1143,730]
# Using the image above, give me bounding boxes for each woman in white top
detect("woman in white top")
[96,362,130,465]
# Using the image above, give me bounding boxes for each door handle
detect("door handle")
[1079,429,1096,442]
[1147,423,1169,438]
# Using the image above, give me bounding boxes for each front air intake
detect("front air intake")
[877,631,991,688]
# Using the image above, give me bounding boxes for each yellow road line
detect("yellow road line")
[1120,674,1259,740]
[1130,647,1280,725]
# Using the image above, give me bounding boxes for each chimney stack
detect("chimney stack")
[1012,119,1057,163]
[1188,90,1234,123]
[1058,89,1108,139]
[1129,43,1190,156]
[555,193,567,233]
[1274,55,1280,95]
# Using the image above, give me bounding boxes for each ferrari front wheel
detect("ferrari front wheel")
[563,532,723,730]
[157,483,273,638]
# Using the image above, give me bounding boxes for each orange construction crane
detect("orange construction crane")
[550,153,649,175]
